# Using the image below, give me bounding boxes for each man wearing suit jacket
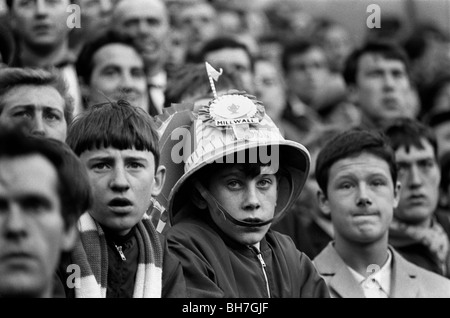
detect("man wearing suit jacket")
[312,128,450,298]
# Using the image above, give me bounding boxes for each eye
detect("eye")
[127,162,144,169]
[227,180,242,190]
[12,110,32,119]
[21,196,52,214]
[92,162,110,171]
[371,179,386,187]
[44,111,62,121]
[257,178,273,189]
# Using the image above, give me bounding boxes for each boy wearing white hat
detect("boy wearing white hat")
[164,91,330,298]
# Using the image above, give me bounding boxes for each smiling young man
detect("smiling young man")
[164,92,329,298]
[76,30,149,112]
[60,99,185,298]
[312,128,450,297]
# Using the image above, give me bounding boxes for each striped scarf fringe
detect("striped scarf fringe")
[72,212,162,298]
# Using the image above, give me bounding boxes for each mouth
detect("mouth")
[407,194,427,205]
[382,97,400,109]
[1,252,36,265]
[108,198,133,213]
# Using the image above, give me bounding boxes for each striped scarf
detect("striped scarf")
[71,212,162,298]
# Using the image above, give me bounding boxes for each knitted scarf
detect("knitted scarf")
[71,212,162,298]
[389,217,450,276]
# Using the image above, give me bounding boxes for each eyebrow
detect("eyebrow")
[7,105,63,112]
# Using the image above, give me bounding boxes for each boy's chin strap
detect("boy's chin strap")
[193,173,295,228]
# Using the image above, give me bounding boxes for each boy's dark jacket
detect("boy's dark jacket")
[166,210,330,298]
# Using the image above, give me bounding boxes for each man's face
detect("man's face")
[10,0,71,48]
[0,85,67,141]
[78,0,116,34]
[112,0,169,66]
[206,164,277,246]
[80,147,163,236]
[353,54,412,123]
[286,47,330,106]
[319,153,399,245]
[254,59,286,120]
[177,2,218,53]
[0,155,75,298]
[394,139,440,226]
[88,43,148,110]
[205,48,254,94]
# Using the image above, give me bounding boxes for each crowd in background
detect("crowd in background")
[2,0,450,298]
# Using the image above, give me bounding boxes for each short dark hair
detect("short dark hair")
[0,124,92,228]
[343,41,410,86]
[315,128,397,194]
[0,67,74,124]
[383,117,438,158]
[188,36,254,71]
[67,100,160,169]
[76,30,141,85]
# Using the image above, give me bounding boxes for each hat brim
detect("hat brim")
[168,140,310,225]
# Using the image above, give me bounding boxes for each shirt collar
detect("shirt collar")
[347,249,392,298]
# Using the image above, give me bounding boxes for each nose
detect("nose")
[35,0,49,17]
[30,116,46,137]
[100,0,113,14]
[109,165,130,192]
[356,184,372,207]
[408,164,423,189]
[242,184,261,211]
[383,74,395,90]
[3,203,28,240]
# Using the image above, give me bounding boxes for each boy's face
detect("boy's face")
[79,146,164,236]
[0,155,75,298]
[318,153,399,245]
[205,164,278,246]
[394,139,440,227]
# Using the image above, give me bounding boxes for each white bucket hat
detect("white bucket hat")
[156,92,311,227]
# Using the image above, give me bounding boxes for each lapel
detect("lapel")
[314,243,365,298]
[389,246,421,298]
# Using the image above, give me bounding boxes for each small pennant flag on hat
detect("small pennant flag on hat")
[205,62,223,81]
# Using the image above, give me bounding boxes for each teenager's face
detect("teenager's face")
[0,155,75,298]
[319,153,399,245]
[79,147,164,236]
[394,139,440,226]
[205,164,277,246]
[0,85,67,142]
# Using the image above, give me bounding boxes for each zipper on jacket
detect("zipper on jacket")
[115,244,127,261]
[250,246,271,298]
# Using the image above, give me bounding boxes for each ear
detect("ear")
[347,84,358,104]
[317,189,331,215]
[392,181,401,209]
[150,165,166,197]
[61,224,78,252]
